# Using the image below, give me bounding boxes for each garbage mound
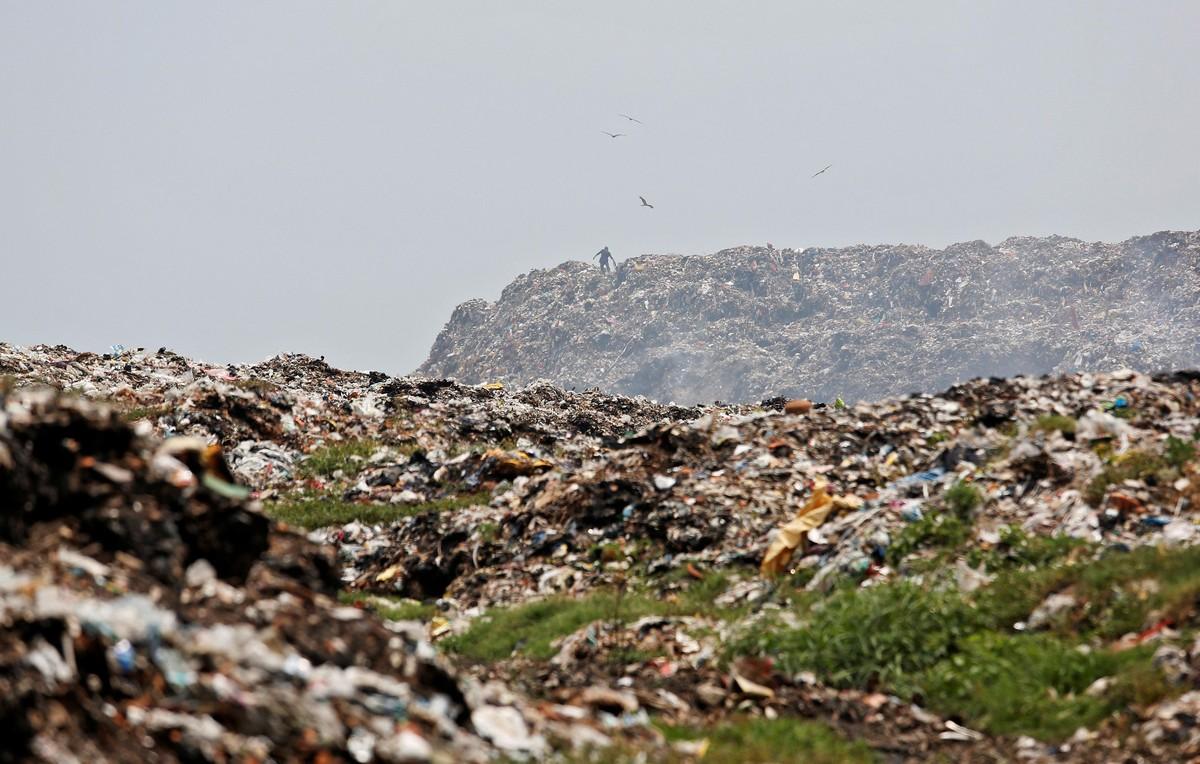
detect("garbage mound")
[345,368,1200,609]
[419,229,1200,404]
[0,389,629,763]
[8,342,1200,761]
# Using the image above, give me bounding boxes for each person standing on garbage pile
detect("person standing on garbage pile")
[613,259,630,288]
[594,246,616,274]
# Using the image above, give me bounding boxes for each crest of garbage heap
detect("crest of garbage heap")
[419,229,1200,404]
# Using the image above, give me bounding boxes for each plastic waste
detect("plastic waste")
[761,481,864,577]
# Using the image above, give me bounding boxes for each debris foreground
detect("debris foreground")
[4,342,1200,762]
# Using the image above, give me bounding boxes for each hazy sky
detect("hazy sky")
[2,2,1197,374]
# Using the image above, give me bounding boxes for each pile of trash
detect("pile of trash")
[418,229,1200,404]
[341,368,1200,608]
[0,388,667,763]
[7,341,1200,761]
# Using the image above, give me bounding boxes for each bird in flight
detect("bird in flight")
[639,196,654,209]
[811,164,832,178]
[601,131,626,138]
[618,114,644,124]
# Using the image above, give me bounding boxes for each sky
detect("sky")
[2,2,1197,375]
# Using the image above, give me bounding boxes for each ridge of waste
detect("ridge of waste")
[418,229,1200,404]
[5,342,1200,762]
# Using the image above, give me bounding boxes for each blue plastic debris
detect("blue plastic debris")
[894,467,946,488]
[112,639,136,673]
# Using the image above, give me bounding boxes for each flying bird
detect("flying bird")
[618,114,644,124]
[601,131,625,138]
[811,164,832,178]
[639,196,654,209]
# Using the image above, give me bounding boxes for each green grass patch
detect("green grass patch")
[265,490,490,529]
[1110,658,1175,708]
[265,495,408,528]
[888,523,1082,578]
[1055,544,1200,640]
[671,572,742,613]
[1084,449,1171,505]
[1165,436,1197,468]
[734,582,981,690]
[121,404,172,422]
[888,512,971,567]
[445,574,742,662]
[966,526,1088,572]
[478,521,500,543]
[298,439,381,479]
[918,633,1152,741]
[960,543,1200,641]
[338,591,436,621]
[657,718,875,764]
[887,483,986,569]
[444,593,646,661]
[731,544,1200,741]
[969,565,1076,633]
[945,480,983,517]
[1033,414,1077,435]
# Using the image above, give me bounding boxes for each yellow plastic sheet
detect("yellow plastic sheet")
[760,481,863,577]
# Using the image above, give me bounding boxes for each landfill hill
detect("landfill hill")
[419,229,1200,405]
[5,342,1200,762]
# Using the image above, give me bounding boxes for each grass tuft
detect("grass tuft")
[264,490,490,529]
[926,431,949,446]
[918,633,1151,741]
[1033,414,1077,435]
[1165,436,1197,469]
[1084,449,1170,505]
[657,717,875,764]
[445,574,742,662]
[298,439,381,479]
[888,512,970,567]
[734,582,980,690]
[338,591,436,621]
[945,480,983,517]
[966,526,1087,572]
[121,404,172,422]
[444,595,631,661]
[730,544,1200,741]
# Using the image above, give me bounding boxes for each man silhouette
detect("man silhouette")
[593,246,616,274]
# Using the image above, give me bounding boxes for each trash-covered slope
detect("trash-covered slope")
[419,230,1200,404]
[7,342,1200,762]
[0,390,658,763]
